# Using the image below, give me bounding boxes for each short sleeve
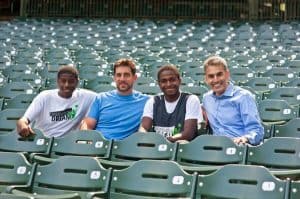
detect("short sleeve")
[24,92,45,123]
[185,95,203,122]
[142,97,154,119]
[87,96,101,120]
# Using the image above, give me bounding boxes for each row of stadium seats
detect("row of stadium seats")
[0,150,299,198]
[2,65,300,89]
[1,74,300,101]
[0,19,299,72]
[0,19,299,113]
[0,129,300,179]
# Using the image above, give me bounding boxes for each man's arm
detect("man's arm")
[80,117,97,130]
[16,117,35,137]
[239,94,264,145]
[139,97,154,133]
[139,117,153,132]
[168,95,202,142]
[168,119,197,142]
[16,92,43,137]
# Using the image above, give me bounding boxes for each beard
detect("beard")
[116,82,133,93]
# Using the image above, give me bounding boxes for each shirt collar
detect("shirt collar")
[213,83,235,98]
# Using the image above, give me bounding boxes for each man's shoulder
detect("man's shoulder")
[95,90,117,100]
[186,94,200,103]
[234,86,254,97]
[232,86,256,103]
[76,88,97,96]
[38,89,57,97]
[181,92,191,97]
[132,90,150,100]
[203,90,214,98]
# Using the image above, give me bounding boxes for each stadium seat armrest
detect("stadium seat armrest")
[97,158,133,170]
[181,165,222,175]
[31,154,55,165]
[86,191,108,199]
[6,184,32,194]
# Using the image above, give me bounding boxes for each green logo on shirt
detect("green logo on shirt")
[68,104,78,119]
[172,123,182,135]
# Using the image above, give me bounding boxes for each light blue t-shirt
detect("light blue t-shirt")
[88,90,149,140]
[202,84,264,145]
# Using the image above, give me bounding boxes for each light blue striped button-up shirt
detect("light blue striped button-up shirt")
[202,83,264,145]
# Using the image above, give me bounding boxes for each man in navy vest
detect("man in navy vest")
[140,64,203,142]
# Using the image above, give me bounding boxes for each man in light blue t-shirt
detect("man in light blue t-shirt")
[80,58,149,140]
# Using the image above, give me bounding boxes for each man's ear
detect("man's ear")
[76,78,79,87]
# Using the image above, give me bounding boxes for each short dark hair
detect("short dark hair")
[113,58,136,75]
[57,65,79,79]
[157,64,181,81]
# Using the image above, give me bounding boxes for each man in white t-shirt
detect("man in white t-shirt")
[140,64,203,142]
[16,65,96,138]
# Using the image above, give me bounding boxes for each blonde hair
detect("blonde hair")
[203,55,228,72]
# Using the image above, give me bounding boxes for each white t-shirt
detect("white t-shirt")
[143,93,203,122]
[24,88,96,137]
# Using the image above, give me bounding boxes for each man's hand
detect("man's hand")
[17,118,35,137]
[233,136,248,145]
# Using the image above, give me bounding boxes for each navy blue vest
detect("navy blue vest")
[152,92,190,137]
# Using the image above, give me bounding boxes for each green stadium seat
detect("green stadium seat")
[0,128,52,159]
[3,93,36,110]
[232,54,253,67]
[247,60,272,76]
[32,130,111,165]
[175,135,247,174]
[230,67,255,85]
[90,84,115,93]
[99,132,177,170]
[263,87,300,107]
[290,180,300,199]
[9,73,44,90]
[0,82,35,100]
[109,160,196,198]
[0,152,35,193]
[135,76,156,86]
[273,118,300,138]
[240,77,277,95]
[181,85,208,100]
[84,75,113,89]
[262,68,295,85]
[2,64,33,79]
[0,108,26,134]
[285,78,300,88]
[282,60,300,75]
[7,156,111,198]
[196,164,289,199]
[258,99,298,125]
[184,67,206,84]
[180,77,195,87]
[0,194,32,199]
[135,85,161,95]
[247,137,300,180]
